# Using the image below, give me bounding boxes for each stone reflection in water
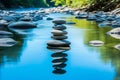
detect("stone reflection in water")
[69,18,120,79]
[51,52,68,74]
[107,28,120,39]
[0,34,25,77]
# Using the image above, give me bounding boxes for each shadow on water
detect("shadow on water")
[68,17,120,79]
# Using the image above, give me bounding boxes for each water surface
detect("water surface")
[0,12,120,80]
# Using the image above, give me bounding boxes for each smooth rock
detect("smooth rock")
[51,30,67,36]
[53,20,66,24]
[89,40,104,46]
[47,40,71,47]
[51,35,68,40]
[8,22,37,29]
[47,46,70,50]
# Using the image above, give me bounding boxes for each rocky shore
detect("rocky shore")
[0,6,120,47]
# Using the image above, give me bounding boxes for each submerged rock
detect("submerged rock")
[89,40,104,47]
[46,17,53,20]
[0,38,16,47]
[8,22,37,29]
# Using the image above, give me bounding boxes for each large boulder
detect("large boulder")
[8,22,37,29]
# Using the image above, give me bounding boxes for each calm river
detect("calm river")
[0,10,120,80]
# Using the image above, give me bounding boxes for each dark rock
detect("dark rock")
[53,20,66,24]
[47,40,71,47]
[8,22,37,29]
[46,17,53,20]
[51,35,68,40]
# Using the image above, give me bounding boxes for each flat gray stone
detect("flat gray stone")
[8,22,37,29]
[51,35,68,40]
[53,20,66,24]
[47,40,71,47]
[51,30,67,36]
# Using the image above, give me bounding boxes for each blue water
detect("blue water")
[0,13,119,80]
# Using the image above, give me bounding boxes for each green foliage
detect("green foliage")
[0,0,48,8]
[51,0,66,6]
